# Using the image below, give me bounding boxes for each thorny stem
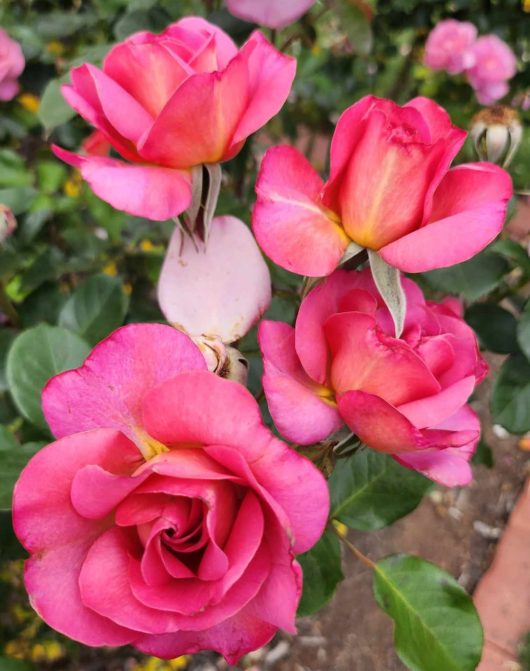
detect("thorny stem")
[330,522,376,570]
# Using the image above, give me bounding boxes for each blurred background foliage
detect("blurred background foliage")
[0,0,529,669]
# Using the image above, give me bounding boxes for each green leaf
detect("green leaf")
[489,239,530,278]
[337,1,373,56]
[465,303,518,354]
[0,187,37,215]
[491,353,530,434]
[373,554,483,671]
[0,329,16,393]
[0,436,40,510]
[38,78,76,131]
[330,450,431,531]
[518,299,530,362]
[297,529,344,616]
[6,325,90,431]
[471,440,494,468]
[59,274,129,345]
[421,251,508,302]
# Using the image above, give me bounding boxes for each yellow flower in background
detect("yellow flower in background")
[133,656,190,671]
[63,172,82,198]
[30,640,64,663]
[139,239,156,252]
[123,282,133,296]
[103,261,118,277]
[18,93,40,113]
[47,40,65,55]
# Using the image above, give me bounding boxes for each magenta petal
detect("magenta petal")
[226,0,315,29]
[135,604,276,664]
[338,390,477,454]
[258,320,342,445]
[51,147,193,221]
[252,145,348,276]
[230,31,296,147]
[42,323,206,442]
[379,163,512,273]
[158,216,271,343]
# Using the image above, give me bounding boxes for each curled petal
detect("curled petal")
[253,146,348,276]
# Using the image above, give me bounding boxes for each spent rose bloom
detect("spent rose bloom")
[466,35,517,105]
[226,0,315,29]
[259,269,487,487]
[13,324,328,663]
[158,216,271,344]
[424,19,477,75]
[52,17,296,221]
[253,96,512,277]
[0,29,25,101]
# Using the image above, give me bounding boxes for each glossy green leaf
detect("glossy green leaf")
[297,529,344,616]
[373,554,483,671]
[518,299,530,362]
[421,251,508,302]
[471,440,494,468]
[330,450,431,531]
[6,325,90,431]
[58,274,129,345]
[489,239,530,277]
[38,78,76,131]
[465,303,518,354]
[491,353,530,434]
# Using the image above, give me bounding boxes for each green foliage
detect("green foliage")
[373,555,483,671]
[491,353,530,434]
[297,529,344,616]
[465,303,518,354]
[330,450,432,531]
[6,325,90,432]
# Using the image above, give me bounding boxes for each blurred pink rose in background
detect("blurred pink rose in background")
[14,324,329,663]
[53,17,296,220]
[226,0,315,29]
[0,29,25,101]
[466,35,517,105]
[423,19,477,74]
[259,268,487,487]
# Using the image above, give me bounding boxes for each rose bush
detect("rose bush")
[259,268,487,487]
[252,95,512,277]
[13,324,328,663]
[52,17,295,220]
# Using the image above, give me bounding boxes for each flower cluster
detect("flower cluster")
[0,29,24,101]
[424,19,517,105]
[13,14,513,665]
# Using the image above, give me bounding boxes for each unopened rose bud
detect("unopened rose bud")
[194,335,249,386]
[471,106,522,167]
[0,205,16,242]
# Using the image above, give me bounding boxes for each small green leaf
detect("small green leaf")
[38,78,76,131]
[421,251,508,301]
[373,554,483,671]
[59,274,129,345]
[6,325,90,431]
[489,239,530,278]
[297,529,344,616]
[518,299,530,362]
[330,450,431,531]
[465,303,518,354]
[491,353,530,434]
[369,251,406,337]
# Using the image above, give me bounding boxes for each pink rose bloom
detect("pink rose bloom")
[0,29,25,101]
[424,19,477,75]
[466,36,517,105]
[226,0,315,29]
[253,96,512,277]
[52,17,296,221]
[13,324,328,663]
[259,269,487,487]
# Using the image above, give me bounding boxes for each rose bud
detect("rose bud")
[471,106,523,168]
[0,29,25,101]
[0,204,16,242]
